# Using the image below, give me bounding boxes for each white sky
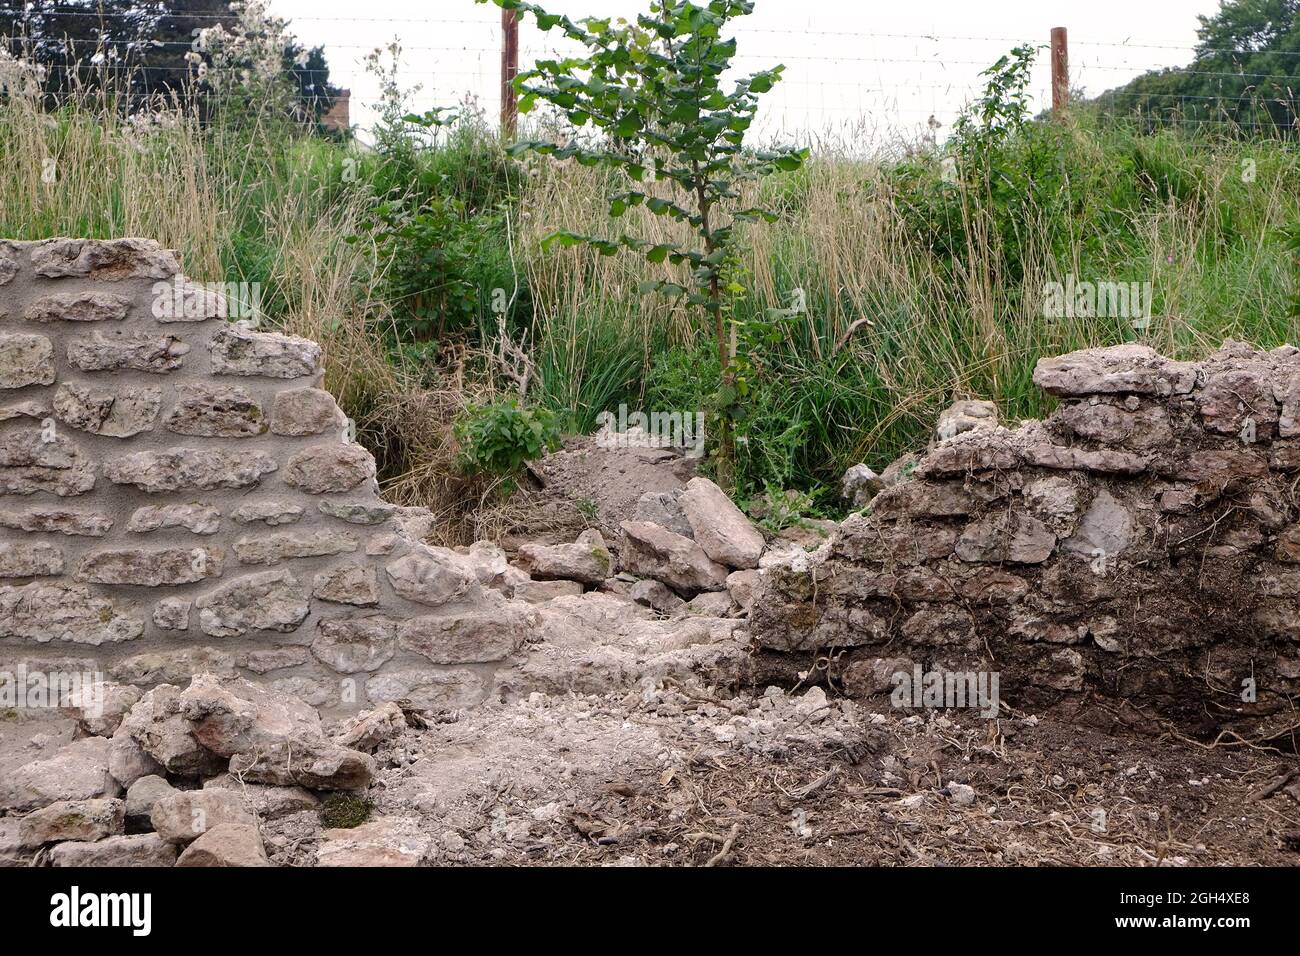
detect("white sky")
[269,0,1224,149]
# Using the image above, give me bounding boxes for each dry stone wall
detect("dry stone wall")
[752,341,1300,737]
[0,238,535,712]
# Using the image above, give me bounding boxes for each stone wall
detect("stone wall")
[752,341,1300,737]
[0,238,535,712]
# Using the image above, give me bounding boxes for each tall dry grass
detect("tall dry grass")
[0,76,494,540]
[515,117,1300,495]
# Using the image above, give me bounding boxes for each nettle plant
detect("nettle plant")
[484,0,807,487]
[455,399,562,486]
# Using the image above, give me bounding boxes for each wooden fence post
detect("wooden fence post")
[1051,26,1069,118]
[501,8,519,139]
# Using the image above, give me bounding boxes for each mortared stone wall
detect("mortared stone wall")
[0,238,534,712]
[752,340,1300,737]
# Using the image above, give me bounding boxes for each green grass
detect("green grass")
[3,71,1300,529]
[521,112,1300,510]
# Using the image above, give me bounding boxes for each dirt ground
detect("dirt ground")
[493,435,697,549]
[5,677,1299,866]
[361,684,1300,867]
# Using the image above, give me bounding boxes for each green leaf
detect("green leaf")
[614,109,643,137]
[540,231,587,250]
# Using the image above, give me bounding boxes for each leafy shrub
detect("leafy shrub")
[455,400,562,478]
[354,192,480,341]
[348,50,526,346]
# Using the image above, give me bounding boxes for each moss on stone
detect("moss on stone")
[319,793,374,829]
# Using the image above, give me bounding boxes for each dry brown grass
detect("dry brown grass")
[0,76,496,543]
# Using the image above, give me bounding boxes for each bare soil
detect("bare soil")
[362,684,1300,867]
[494,436,697,549]
[6,678,1298,866]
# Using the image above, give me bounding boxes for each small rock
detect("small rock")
[152,597,192,631]
[269,387,344,436]
[311,616,398,673]
[128,503,222,535]
[944,782,977,807]
[228,732,374,791]
[116,684,221,779]
[151,789,256,844]
[53,382,161,437]
[67,330,189,373]
[50,832,178,867]
[515,579,585,603]
[19,798,125,846]
[841,463,882,507]
[793,686,830,723]
[316,817,430,867]
[516,529,613,585]
[0,819,23,867]
[312,565,379,606]
[24,290,132,323]
[619,520,729,595]
[201,775,320,821]
[281,444,375,494]
[231,501,306,526]
[685,590,733,617]
[175,822,271,867]
[60,680,141,737]
[333,702,406,753]
[634,491,693,537]
[385,551,480,606]
[177,673,322,758]
[125,775,177,831]
[239,647,311,675]
[209,322,320,379]
[232,530,358,566]
[75,546,223,586]
[935,399,999,443]
[104,447,277,492]
[164,382,267,437]
[725,569,760,612]
[0,333,55,389]
[1,736,118,811]
[630,578,685,614]
[108,731,166,789]
[678,477,765,569]
[194,568,310,638]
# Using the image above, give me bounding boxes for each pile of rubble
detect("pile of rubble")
[0,672,414,866]
[0,470,816,866]
[0,660,870,867]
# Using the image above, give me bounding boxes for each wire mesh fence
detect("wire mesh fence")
[4,4,1300,147]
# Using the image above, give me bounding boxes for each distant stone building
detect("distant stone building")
[321,90,350,134]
